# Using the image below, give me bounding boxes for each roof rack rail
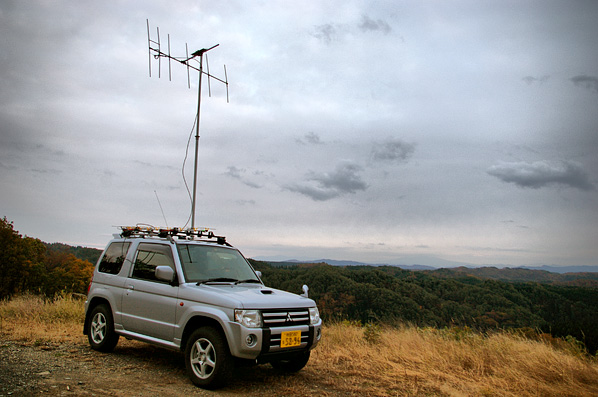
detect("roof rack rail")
[118,225,227,245]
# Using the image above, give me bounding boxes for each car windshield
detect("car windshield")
[176,244,260,284]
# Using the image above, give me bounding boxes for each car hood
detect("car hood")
[179,283,316,309]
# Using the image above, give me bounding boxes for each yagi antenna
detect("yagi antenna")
[146,19,229,230]
[146,19,229,101]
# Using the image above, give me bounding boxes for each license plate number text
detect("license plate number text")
[280,330,301,348]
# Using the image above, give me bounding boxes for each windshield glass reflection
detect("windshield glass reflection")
[177,244,259,284]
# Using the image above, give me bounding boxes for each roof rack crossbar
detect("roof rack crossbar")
[118,225,227,244]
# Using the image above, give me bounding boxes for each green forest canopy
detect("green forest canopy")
[250,260,598,354]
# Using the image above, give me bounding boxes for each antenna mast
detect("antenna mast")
[147,19,229,229]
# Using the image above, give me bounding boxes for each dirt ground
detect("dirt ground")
[0,336,330,396]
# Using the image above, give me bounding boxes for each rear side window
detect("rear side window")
[98,242,131,275]
[132,243,175,282]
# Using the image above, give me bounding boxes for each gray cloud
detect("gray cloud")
[457,245,534,254]
[0,161,17,171]
[359,15,392,34]
[501,220,530,229]
[296,132,323,145]
[285,161,368,201]
[312,14,391,44]
[312,24,336,44]
[235,199,256,206]
[224,166,262,189]
[487,160,595,191]
[570,75,598,93]
[134,160,177,171]
[522,75,549,85]
[370,138,415,163]
[225,166,243,179]
[29,168,62,175]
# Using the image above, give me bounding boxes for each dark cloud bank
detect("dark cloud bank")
[570,75,598,93]
[487,160,595,191]
[370,138,415,163]
[285,161,368,201]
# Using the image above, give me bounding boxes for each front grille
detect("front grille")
[262,308,310,327]
[259,308,314,355]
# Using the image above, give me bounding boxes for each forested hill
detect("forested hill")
[249,260,598,354]
[263,260,598,285]
[45,242,102,265]
[424,266,598,287]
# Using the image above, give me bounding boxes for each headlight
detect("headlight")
[309,307,320,325]
[234,309,262,328]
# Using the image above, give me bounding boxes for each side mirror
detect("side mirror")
[301,284,309,298]
[155,266,175,282]
[256,270,262,279]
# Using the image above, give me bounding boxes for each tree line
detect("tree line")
[250,260,598,354]
[0,217,95,298]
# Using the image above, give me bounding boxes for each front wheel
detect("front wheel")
[87,304,119,352]
[270,351,311,372]
[185,327,233,389]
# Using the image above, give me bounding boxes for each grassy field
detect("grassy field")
[2,294,598,396]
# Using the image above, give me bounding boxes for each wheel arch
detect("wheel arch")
[181,315,229,352]
[83,297,111,335]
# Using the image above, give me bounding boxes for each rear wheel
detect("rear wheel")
[87,304,119,352]
[185,327,233,389]
[270,351,310,372]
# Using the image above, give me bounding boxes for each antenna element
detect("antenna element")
[146,19,229,229]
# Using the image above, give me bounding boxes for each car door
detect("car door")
[120,242,178,341]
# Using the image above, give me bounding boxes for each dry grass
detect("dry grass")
[310,323,598,396]
[2,295,598,396]
[0,293,85,344]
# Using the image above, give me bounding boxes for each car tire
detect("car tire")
[270,351,310,372]
[87,304,119,352]
[185,327,233,389]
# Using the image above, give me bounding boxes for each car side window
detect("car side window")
[98,242,131,275]
[131,243,175,282]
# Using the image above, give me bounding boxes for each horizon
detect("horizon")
[251,254,598,270]
[7,218,598,269]
[33,228,598,271]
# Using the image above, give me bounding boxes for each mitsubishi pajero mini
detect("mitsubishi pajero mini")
[84,226,321,389]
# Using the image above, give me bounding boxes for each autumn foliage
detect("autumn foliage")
[0,217,95,299]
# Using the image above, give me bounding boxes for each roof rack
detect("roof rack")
[118,225,228,245]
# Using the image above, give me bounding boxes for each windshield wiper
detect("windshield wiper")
[197,278,238,285]
[234,279,262,285]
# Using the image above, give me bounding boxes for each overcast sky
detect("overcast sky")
[1,1,597,267]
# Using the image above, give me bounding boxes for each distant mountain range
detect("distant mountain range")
[516,265,598,274]
[49,242,597,274]
[53,243,597,275]
[253,256,598,274]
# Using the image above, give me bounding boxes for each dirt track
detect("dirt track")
[0,336,329,396]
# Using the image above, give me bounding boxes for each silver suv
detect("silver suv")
[84,226,321,389]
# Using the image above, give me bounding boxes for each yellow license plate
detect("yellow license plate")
[280,330,301,348]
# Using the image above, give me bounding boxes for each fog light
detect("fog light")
[246,334,257,347]
[316,328,322,341]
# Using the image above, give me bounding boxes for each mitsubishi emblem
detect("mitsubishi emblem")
[286,312,293,323]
